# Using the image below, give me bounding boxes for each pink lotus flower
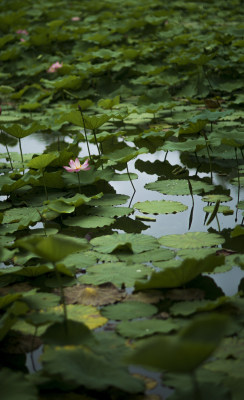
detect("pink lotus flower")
[47,61,63,73]
[71,16,80,21]
[63,158,90,173]
[16,29,28,35]
[20,38,26,42]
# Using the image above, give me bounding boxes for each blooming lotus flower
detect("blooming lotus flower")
[20,38,26,42]
[71,16,80,21]
[47,61,63,73]
[63,158,90,173]
[16,29,28,35]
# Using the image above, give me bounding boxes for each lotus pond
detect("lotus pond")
[0,0,244,399]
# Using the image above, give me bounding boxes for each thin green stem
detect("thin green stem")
[77,172,81,193]
[54,264,68,335]
[18,138,25,174]
[30,326,38,372]
[41,169,48,201]
[92,128,101,157]
[202,131,213,183]
[235,147,240,205]
[5,143,14,170]
[78,105,92,160]
[216,214,221,232]
[126,163,136,192]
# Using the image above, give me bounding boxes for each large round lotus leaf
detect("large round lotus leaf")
[135,254,225,290]
[145,179,214,195]
[203,205,233,215]
[1,368,38,400]
[127,314,231,373]
[116,318,178,339]
[79,262,151,288]
[201,194,232,203]
[89,194,129,206]
[177,248,217,260]
[85,205,132,218]
[117,248,175,263]
[158,232,225,249]
[16,234,88,263]
[64,215,115,228]
[41,333,144,393]
[28,152,59,169]
[134,200,188,215]
[90,233,159,253]
[101,301,157,321]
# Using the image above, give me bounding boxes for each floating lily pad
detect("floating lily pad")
[202,194,232,203]
[145,179,214,195]
[90,233,159,253]
[79,262,151,288]
[116,318,178,339]
[135,254,225,290]
[64,215,115,228]
[203,205,233,215]
[134,200,188,215]
[101,301,157,321]
[89,194,130,206]
[158,232,225,249]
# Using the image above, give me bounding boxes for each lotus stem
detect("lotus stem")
[41,169,48,201]
[5,143,14,170]
[78,105,92,161]
[30,326,38,372]
[126,163,136,192]
[54,264,68,335]
[202,130,213,183]
[18,138,25,173]
[77,172,81,193]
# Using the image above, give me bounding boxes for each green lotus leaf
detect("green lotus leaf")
[163,138,206,153]
[101,301,157,321]
[135,254,225,290]
[177,247,217,260]
[178,119,207,136]
[41,332,144,392]
[79,262,151,288]
[28,152,59,169]
[90,233,159,253]
[202,194,232,203]
[203,205,233,215]
[145,179,214,195]
[117,318,178,339]
[47,192,103,214]
[2,207,41,229]
[158,232,225,249]
[0,368,38,400]
[134,200,188,214]
[127,314,231,373]
[89,193,130,206]
[0,293,22,310]
[85,205,132,218]
[170,296,232,317]
[98,95,120,109]
[102,146,148,163]
[16,234,88,263]
[117,248,175,264]
[231,225,244,238]
[64,215,115,228]
[0,122,44,139]
[22,291,60,310]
